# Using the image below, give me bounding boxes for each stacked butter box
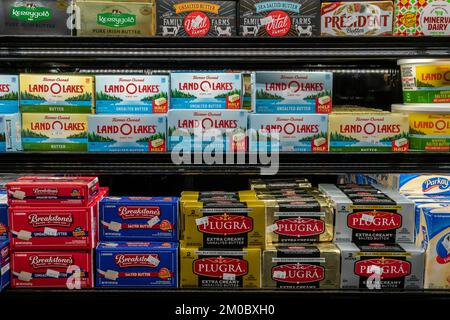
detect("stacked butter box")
[6,176,107,288]
[0,75,22,152]
[0,190,10,292]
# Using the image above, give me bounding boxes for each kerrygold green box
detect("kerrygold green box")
[76,0,155,36]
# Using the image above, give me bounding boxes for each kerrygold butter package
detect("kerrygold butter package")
[180,246,261,288]
[76,0,156,37]
[19,74,94,114]
[262,244,340,289]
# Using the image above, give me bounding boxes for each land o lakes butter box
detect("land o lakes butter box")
[0,75,19,113]
[88,114,166,152]
[19,74,94,113]
[21,113,88,151]
[95,75,169,114]
[0,113,22,152]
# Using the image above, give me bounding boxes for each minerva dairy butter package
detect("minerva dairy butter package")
[76,0,156,37]
[0,75,18,113]
[0,113,22,152]
[394,0,450,36]
[21,113,88,151]
[254,72,332,114]
[170,72,242,109]
[167,109,247,152]
[88,114,166,152]
[262,244,340,289]
[319,184,415,244]
[19,74,94,113]
[392,104,450,151]
[417,206,450,289]
[328,111,409,152]
[398,59,450,104]
[249,114,328,152]
[321,1,394,36]
[180,246,261,288]
[338,243,424,289]
[96,242,178,288]
[95,75,169,114]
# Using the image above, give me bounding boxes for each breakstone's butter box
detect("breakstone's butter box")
[249,114,328,152]
[0,113,22,152]
[96,242,178,288]
[99,196,179,242]
[76,0,156,37]
[0,240,10,292]
[88,114,166,152]
[0,0,73,36]
[19,74,94,114]
[170,72,242,109]
[21,113,88,151]
[0,75,19,113]
[95,75,169,114]
[157,0,237,37]
[0,194,7,242]
[240,0,321,37]
[254,72,333,114]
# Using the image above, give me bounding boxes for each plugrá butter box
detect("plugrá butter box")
[0,75,18,113]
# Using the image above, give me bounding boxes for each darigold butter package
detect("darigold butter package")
[182,200,265,248]
[180,246,261,288]
[95,75,169,114]
[262,244,340,289]
[319,184,415,244]
[170,72,242,109]
[88,114,166,152]
[328,112,409,152]
[0,194,7,242]
[254,72,332,114]
[21,113,88,151]
[321,1,394,36]
[19,74,94,113]
[249,113,328,152]
[0,75,18,113]
[167,109,247,152]
[0,113,22,152]
[157,0,237,37]
[417,206,450,289]
[0,240,10,292]
[96,242,178,288]
[76,0,156,37]
[338,242,424,289]
[0,0,73,35]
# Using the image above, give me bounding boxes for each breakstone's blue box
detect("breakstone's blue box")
[0,192,7,242]
[0,240,10,292]
[95,241,178,288]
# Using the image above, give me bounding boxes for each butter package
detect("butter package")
[249,114,328,152]
[265,198,334,244]
[0,75,18,113]
[417,206,450,289]
[249,178,312,190]
[88,114,166,152]
[11,251,93,288]
[254,72,332,114]
[95,75,169,114]
[157,0,237,37]
[170,72,242,109]
[180,246,261,288]
[0,240,10,292]
[0,113,22,152]
[0,0,73,35]
[21,113,88,151]
[242,72,254,111]
[6,176,100,207]
[338,242,424,289]
[76,0,156,37]
[319,184,415,244]
[240,0,321,37]
[182,200,265,248]
[181,191,252,202]
[394,0,450,36]
[262,244,340,289]
[19,74,94,113]
[99,196,179,242]
[328,112,409,152]
[167,109,247,152]
[321,1,394,36]
[96,242,178,288]
[363,174,450,195]
[0,194,7,242]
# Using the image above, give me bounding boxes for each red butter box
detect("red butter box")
[11,251,93,288]
[6,176,99,206]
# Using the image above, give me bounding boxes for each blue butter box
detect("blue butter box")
[0,193,7,242]
[99,196,179,242]
[0,240,10,292]
[95,241,178,288]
